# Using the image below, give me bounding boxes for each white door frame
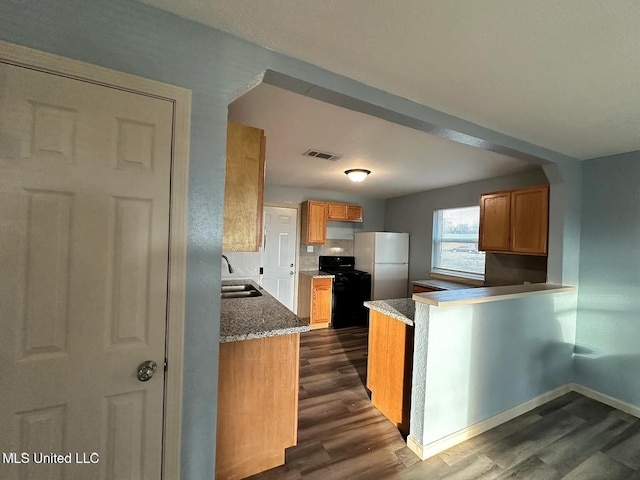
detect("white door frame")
[0,41,191,479]
[264,202,301,312]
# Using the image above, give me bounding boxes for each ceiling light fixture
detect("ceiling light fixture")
[345,169,371,183]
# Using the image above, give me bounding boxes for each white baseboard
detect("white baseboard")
[571,383,640,418]
[407,384,572,460]
[407,383,640,461]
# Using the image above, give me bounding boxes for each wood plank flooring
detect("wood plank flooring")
[247,327,640,480]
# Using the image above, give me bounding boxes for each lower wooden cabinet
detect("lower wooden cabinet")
[216,334,300,479]
[297,274,333,329]
[367,310,414,435]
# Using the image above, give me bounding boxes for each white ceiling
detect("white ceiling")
[229,83,535,198]
[141,0,640,161]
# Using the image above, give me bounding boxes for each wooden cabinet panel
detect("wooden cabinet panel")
[301,201,327,245]
[479,185,549,256]
[327,202,347,220]
[297,274,332,329]
[302,201,363,244]
[223,122,265,252]
[216,334,300,479]
[327,202,363,222]
[366,310,413,436]
[346,205,363,222]
[510,186,549,255]
[479,191,511,252]
[412,285,441,294]
[311,277,332,325]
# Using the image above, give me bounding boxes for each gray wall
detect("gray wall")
[384,169,549,282]
[411,291,577,447]
[0,1,583,477]
[576,152,640,406]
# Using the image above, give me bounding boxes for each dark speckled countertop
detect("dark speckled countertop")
[364,298,415,326]
[220,279,310,343]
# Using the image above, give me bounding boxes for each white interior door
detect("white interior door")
[0,60,173,480]
[261,206,297,311]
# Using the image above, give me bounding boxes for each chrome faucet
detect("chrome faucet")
[221,254,235,274]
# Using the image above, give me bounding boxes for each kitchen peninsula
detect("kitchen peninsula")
[407,283,577,461]
[217,280,309,480]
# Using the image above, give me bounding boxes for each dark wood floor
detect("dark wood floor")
[247,327,640,480]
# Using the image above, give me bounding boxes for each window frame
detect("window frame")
[431,206,485,282]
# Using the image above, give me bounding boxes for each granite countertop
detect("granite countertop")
[220,279,310,343]
[364,298,415,326]
[299,270,335,278]
[412,278,476,290]
[412,283,576,307]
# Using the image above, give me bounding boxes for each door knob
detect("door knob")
[137,360,157,382]
[290,271,294,275]
[290,263,294,267]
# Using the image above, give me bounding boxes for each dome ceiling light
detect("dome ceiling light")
[345,169,371,183]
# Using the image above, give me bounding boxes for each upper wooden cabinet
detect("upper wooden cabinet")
[301,201,328,245]
[302,201,363,244]
[479,185,549,256]
[223,122,265,252]
[327,203,363,222]
[478,191,511,252]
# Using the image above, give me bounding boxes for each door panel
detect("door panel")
[0,61,173,480]
[262,206,298,311]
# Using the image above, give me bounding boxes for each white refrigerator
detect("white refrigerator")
[354,232,409,300]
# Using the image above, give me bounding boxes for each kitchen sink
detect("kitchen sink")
[221,283,262,299]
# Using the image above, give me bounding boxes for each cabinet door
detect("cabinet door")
[346,205,363,222]
[510,186,549,255]
[223,122,265,251]
[311,278,332,324]
[327,203,347,220]
[412,285,441,293]
[479,191,511,252]
[304,201,328,245]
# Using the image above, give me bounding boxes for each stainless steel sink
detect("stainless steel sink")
[221,283,262,299]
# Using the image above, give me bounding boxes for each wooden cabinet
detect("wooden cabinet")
[510,186,549,254]
[479,191,511,252]
[311,278,332,326]
[223,122,265,251]
[479,185,549,256]
[301,201,328,245]
[216,334,300,479]
[367,310,413,436]
[302,201,363,245]
[297,274,333,329]
[412,285,442,294]
[327,202,363,222]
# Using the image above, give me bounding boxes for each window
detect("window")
[432,206,485,279]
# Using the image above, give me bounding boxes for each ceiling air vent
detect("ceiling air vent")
[303,149,342,161]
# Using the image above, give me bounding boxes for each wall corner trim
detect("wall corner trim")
[407,384,572,461]
[571,383,640,418]
[407,383,640,462]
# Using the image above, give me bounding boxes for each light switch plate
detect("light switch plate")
[307,245,314,253]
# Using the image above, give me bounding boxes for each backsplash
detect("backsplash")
[299,239,354,271]
[484,253,547,286]
[220,251,261,280]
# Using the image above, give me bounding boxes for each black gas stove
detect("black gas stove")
[319,256,372,328]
